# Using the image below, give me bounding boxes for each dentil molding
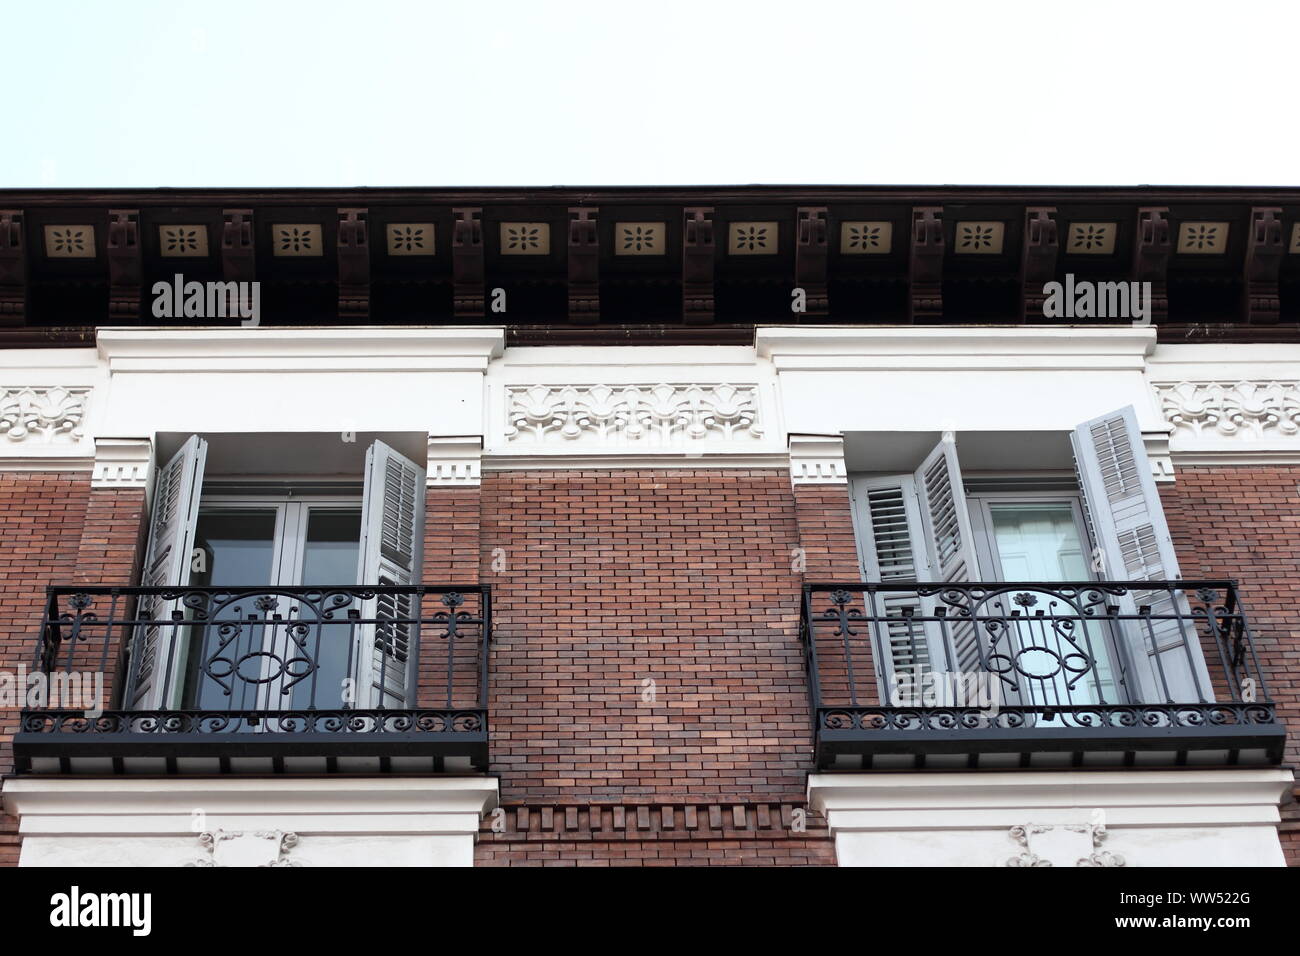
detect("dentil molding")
[91,437,153,489]
[427,435,483,486]
[789,434,848,486]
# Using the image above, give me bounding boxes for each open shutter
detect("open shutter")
[356,440,426,708]
[1071,405,1211,702]
[128,435,206,709]
[851,475,937,686]
[913,433,982,673]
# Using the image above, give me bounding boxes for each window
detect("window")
[848,406,1211,705]
[129,436,426,712]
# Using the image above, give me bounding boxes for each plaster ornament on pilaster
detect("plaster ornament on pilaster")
[91,437,154,490]
[184,830,305,867]
[788,433,847,486]
[1004,823,1126,868]
[427,435,483,486]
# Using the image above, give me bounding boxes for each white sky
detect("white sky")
[5,0,1297,188]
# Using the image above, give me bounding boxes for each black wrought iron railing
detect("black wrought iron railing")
[800,580,1284,769]
[14,584,490,773]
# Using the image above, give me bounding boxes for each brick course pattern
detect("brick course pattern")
[0,473,93,867]
[474,801,835,866]
[1158,465,1300,866]
[479,469,814,805]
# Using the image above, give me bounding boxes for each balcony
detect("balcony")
[14,584,490,775]
[801,580,1285,771]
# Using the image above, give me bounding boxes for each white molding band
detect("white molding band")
[427,435,483,486]
[789,433,848,486]
[2,776,499,868]
[0,456,93,474]
[91,437,153,489]
[483,451,790,472]
[808,769,1294,867]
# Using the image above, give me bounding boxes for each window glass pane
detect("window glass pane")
[300,510,362,586]
[184,510,279,710]
[988,502,1086,581]
[290,509,363,709]
[192,510,278,587]
[986,501,1118,707]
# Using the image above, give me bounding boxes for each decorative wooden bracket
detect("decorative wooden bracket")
[107,209,141,320]
[1133,207,1171,323]
[0,210,26,326]
[909,206,943,322]
[222,209,255,283]
[796,207,829,317]
[452,207,485,318]
[1021,206,1059,322]
[1244,207,1283,324]
[567,207,599,321]
[337,208,370,320]
[682,207,715,322]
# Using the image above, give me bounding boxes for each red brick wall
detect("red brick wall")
[475,468,837,863]
[791,482,881,707]
[791,483,861,580]
[0,472,93,867]
[422,486,481,583]
[1158,465,1300,865]
[73,488,147,586]
[480,469,812,802]
[416,486,485,709]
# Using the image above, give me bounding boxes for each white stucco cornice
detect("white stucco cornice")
[755,326,1157,371]
[96,326,505,373]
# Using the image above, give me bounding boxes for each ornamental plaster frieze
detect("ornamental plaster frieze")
[503,382,765,447]
[0,386,89,444]
[1147,344,1300,463]
[1153,380,1300,447]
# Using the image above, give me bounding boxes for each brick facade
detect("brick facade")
[1159,464,1300,866]
[478,469,812,801]
[0,473,94,867]
[3,461,1297,867]
[474,468,837,864]
[473,800,834,866]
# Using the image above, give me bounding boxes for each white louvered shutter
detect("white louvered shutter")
[852,476,936,684]
[129,435,206,709]
[912,433,983,673]
[1071,405,1211,702]
[356,440,426,708]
